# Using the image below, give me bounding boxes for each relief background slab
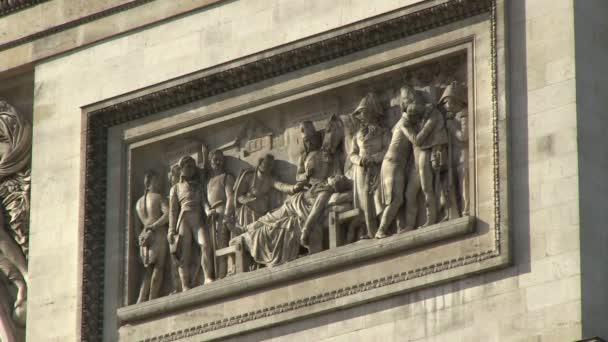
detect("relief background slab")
[83,2,511,340]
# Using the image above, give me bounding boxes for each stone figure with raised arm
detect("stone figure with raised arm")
[205,150,236,279]
[168,156,214,290]
[134,171,169,302]
[439,81,469,217]
[374,85,419,238]
[349,93,390,238]
[399,91,448,229]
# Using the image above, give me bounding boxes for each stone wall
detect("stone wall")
[24,0,588,341]
[575,0,608,339]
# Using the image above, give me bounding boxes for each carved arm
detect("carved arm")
[368,129,390,163]
[168,187,179,236]
[399,123,419,146]
[224,174,236,218]
[455,114,468,143]
[348,136,363,166]
[295,155,309,182]
[273,179,301,194]
[146,198,169,231]
[415,110,438,145]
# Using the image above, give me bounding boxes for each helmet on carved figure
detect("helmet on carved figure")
[354,92,382,124]
[439,81,467,112]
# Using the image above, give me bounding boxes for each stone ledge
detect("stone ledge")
[117,216,475,324]
[0,0,46,16]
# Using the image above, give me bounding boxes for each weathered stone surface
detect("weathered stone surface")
[13,0,606,341]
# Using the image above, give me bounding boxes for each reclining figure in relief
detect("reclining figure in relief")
[231,119,349,267]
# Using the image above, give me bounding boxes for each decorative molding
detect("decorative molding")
[142,250,497,342]
[0,0,155,52]
[118,216,476,324]
[0,0,48,18]
[81,0,500,341]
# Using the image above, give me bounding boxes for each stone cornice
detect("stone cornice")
[0,0,48,17]
[0,0,154,52]
[81,0,498,340]
[88,0,492,128]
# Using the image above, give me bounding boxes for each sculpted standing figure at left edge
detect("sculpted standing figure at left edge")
[168,156,214,290]
[134,171,169,303]
[0,100,31,329]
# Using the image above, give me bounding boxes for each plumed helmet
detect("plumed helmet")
[439,81,467,105]
[354,92,382,117]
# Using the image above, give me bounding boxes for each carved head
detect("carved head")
[405,102,425,123]
[439,81,467,114]
[300,121,321,153]
[354,93,382,124]
[399,85,422,113]
[168,164,181,186]
[0,100,31,176]
[178,156,197,180]
[257,154,275,174]
[143,170,161,193]
[210,149,225,172]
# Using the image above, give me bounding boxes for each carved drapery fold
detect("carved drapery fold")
[0,100,31,341]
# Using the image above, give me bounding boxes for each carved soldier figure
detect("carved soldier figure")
[400,95,448,229]
[234,154,295,227]
[135,171,169,302]
[375,86,419,238]
[166,163,185,293]
[168,156,214,290]
[349,93,390,238]
[440,81,469,217]
[206,150,236,279]
[297,120,340,251]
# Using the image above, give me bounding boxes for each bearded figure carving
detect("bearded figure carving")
[0,100,32,340]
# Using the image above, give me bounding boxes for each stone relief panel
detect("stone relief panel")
[124,53,470,305]
[80,1,509,339]
[0,100,31,341]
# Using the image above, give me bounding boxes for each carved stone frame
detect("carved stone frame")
[79,0,508,340]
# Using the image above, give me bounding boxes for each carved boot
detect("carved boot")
[300,228,311,248]
[422,205,437,227]
[374,225,389,239]
[397,226,413,234]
